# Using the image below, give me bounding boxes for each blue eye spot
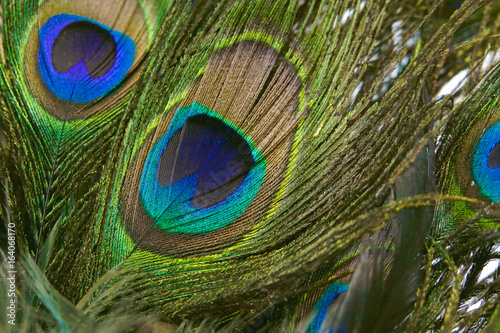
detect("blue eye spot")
[139,102,266,234]
[38,14,135,103]
[472,121,500,201]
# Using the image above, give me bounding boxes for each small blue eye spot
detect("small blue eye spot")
[38,14,135,103]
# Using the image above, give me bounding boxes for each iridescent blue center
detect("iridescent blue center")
[472,121,500,201]
[308,282,349,333]
[38,14,135,103]
[139,103,266,234]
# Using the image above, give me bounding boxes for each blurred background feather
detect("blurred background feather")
[1,0,500,332]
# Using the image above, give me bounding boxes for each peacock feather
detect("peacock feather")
[1,0,500,332]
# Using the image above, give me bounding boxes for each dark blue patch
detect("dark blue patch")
[157,114,255,208]
[38,14,135,103]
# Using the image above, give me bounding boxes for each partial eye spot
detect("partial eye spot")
[472,121,500,201]
[38,14,135,103]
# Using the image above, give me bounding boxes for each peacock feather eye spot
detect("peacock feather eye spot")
[38,14,135,103]
[136,103,266,235]
[472,121,500,201]
[120,42,301,256]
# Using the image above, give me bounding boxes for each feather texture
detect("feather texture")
[1,0,500,332]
